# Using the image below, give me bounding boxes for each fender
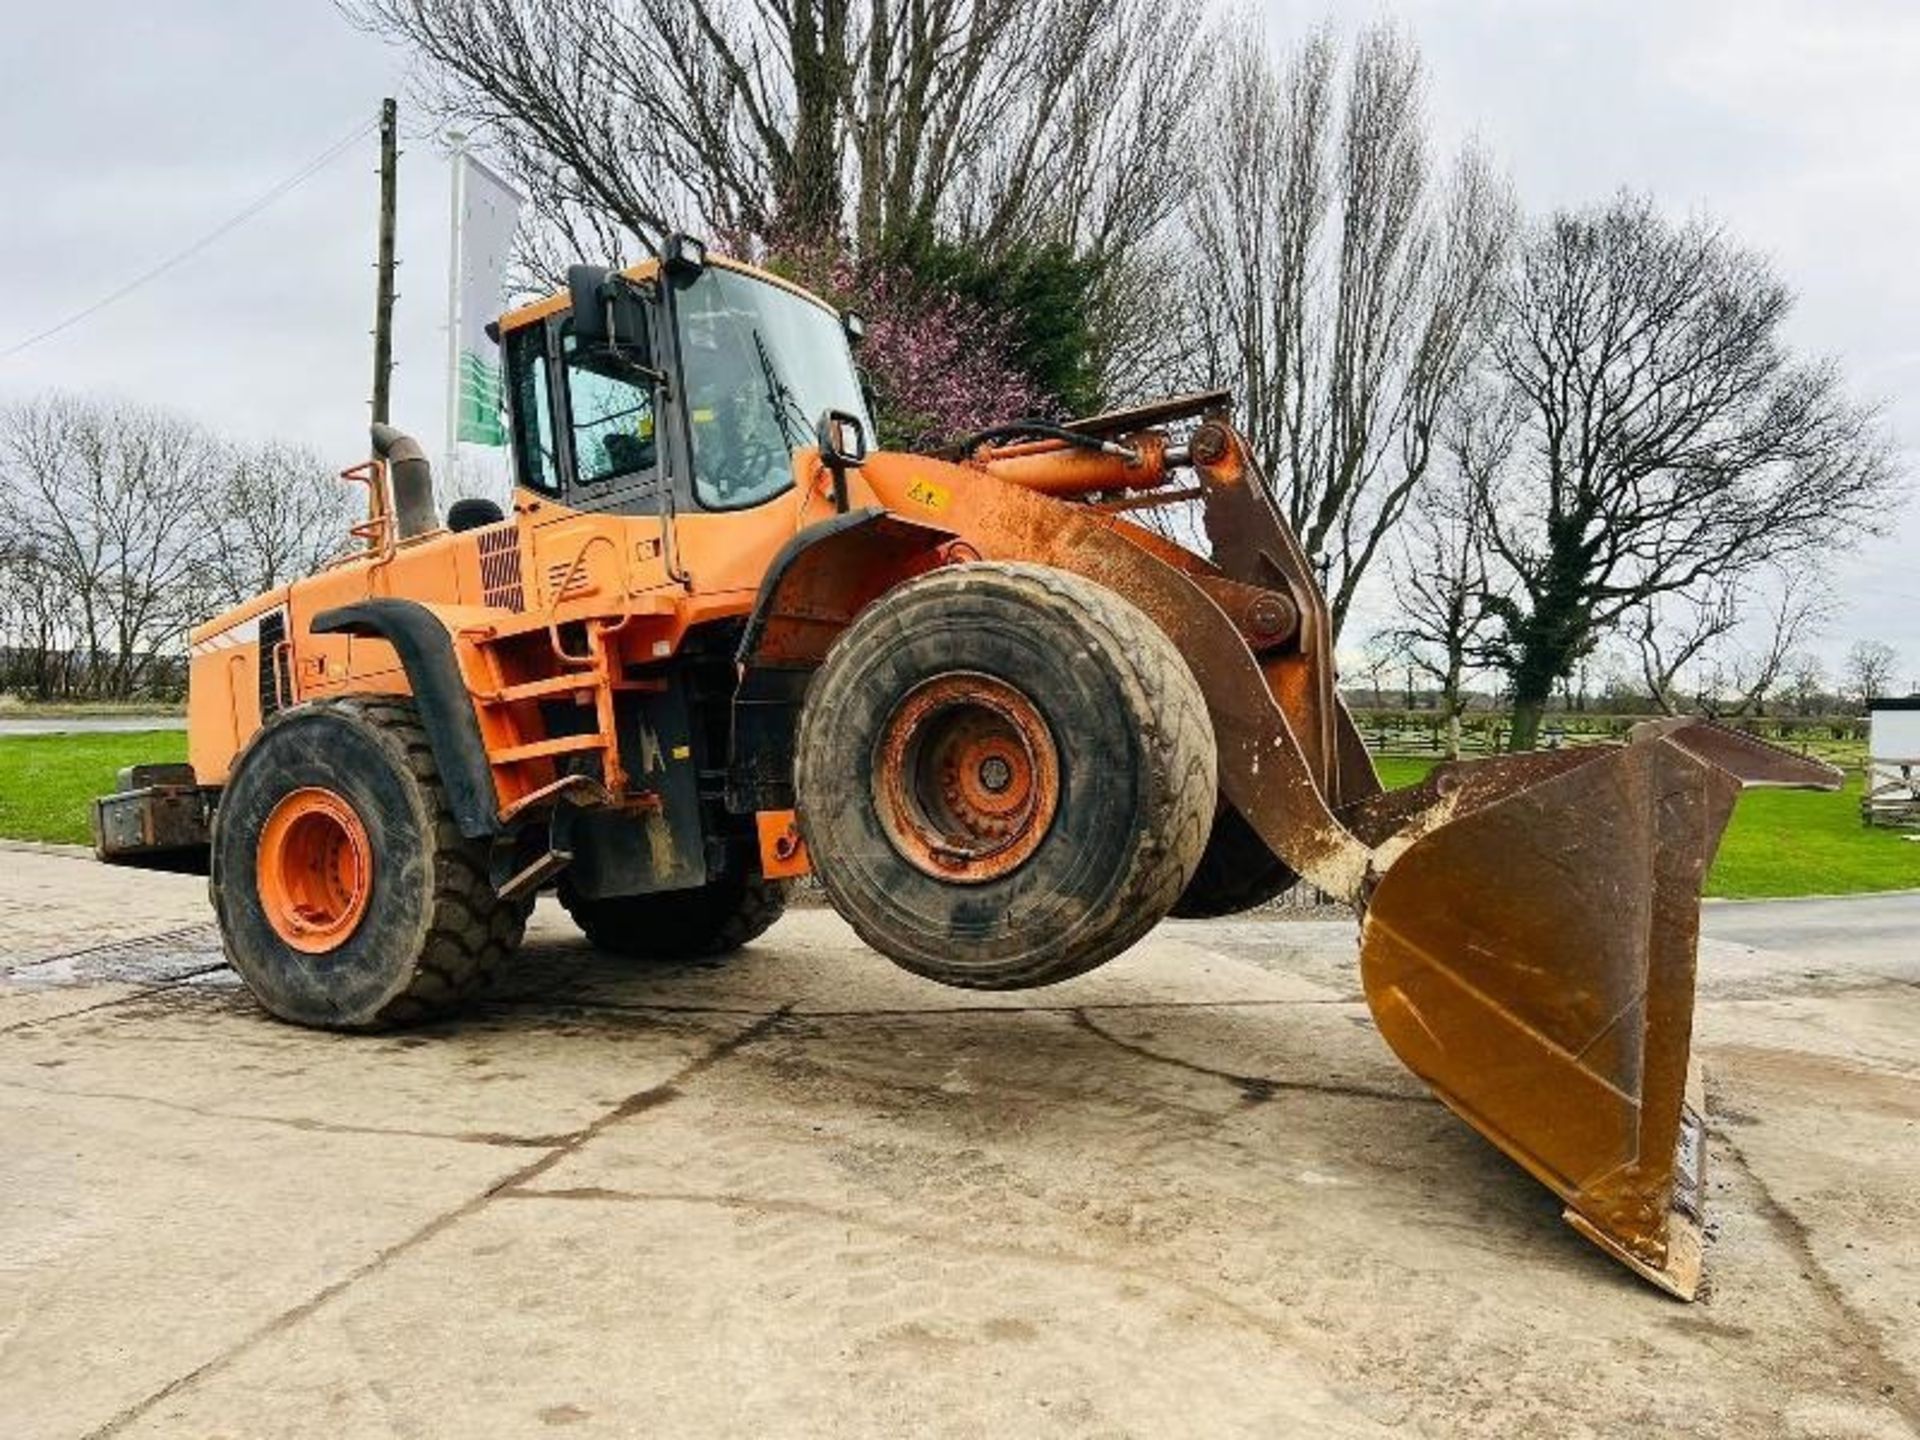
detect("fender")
[735,506,955,669]
[729,505,954,812]
[311,599,498,838]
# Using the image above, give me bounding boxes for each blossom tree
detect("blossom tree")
[759,240,1050,452]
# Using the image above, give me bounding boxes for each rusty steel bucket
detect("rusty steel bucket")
[1351,721,1839,1297]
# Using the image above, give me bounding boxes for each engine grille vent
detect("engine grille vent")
[257,610,289,717]
[478,528,526,612]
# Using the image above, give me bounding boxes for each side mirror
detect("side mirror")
[816,409,867,466]
[567,265,613,346]
[566,264,652,366]
[814,408,868,513]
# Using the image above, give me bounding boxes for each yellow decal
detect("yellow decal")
[671,744,692,761]
[907,477,951,512]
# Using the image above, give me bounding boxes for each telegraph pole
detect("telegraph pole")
[371,97,398,426]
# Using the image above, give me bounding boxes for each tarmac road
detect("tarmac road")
[0,716,185,736]
[1,843,1915,1439]
[1704,891,1920,978]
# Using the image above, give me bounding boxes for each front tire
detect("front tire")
[795,562,1216,990]
[210,697,525,1030]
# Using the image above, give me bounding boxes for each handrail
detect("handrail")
[328,459,396,571]
[543,531,628,666]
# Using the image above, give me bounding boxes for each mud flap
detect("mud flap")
[1355,724,1837,1299]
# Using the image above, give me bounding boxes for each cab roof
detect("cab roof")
[494,253,836,336]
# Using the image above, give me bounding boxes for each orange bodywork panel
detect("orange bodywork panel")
[189,447,860,809]
[192,426,1308,825]
[755,809,811,880]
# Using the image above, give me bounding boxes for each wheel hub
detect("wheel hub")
[978,755,1013,793]
[874,673,1060,883]
[256,786,373,953]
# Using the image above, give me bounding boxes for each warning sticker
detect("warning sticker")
[906,477,951,512]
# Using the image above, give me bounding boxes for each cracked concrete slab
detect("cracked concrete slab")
[0,983,768,1149]
[0,846,209,972]
[0,980,151,1032]
[1,846,1916,1439]
[1708,1040,1920,1389]
[510,1007,1908,1437]
[111,1190,1391,1440]
[0,1089,531,1440]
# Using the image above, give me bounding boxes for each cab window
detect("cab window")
[562,331,657,485]
[505,323,559,493]
[677,267,870,510]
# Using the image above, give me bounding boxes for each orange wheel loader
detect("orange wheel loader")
[93,237,1839,1298]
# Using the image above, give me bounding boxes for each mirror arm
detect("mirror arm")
[814,409,868,514]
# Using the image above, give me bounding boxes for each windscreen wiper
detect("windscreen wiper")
[752,330,813,447]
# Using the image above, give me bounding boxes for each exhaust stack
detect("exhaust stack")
[370,423,438,541]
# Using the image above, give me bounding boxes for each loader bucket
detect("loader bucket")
[1353,723,1839,1298]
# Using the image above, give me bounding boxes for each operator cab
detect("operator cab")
[497,243,872,518]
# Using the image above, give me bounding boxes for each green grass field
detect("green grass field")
[1,732,1913,899]
[0,730,187,847]
[1371,753,1918,898]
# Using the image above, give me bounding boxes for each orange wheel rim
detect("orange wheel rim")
[256,787,373,953]
[874,673,1060,883]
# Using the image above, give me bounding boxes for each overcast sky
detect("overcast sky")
[0,1,1914,681]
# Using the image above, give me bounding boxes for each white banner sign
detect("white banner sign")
[450,151,523,447]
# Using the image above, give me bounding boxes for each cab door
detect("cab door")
[502,312,676,613]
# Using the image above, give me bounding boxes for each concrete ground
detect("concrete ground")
[1,845,1915,1440]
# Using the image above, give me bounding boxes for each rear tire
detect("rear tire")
[1170,803,1300,918]
[210,697,525,1031]
[557,870,788,959]
[795,562,1215,990]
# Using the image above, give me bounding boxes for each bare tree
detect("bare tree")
[346,0,1208,293]
[1470,195,1897,750]
[1382,460,1498,757]
[1629,582,1740,716]
[0,395,213,699]
[1844,639,1900,706]
[0,397,352,701]
[199,441,360,610]
[1185,23,1513,635]
[0,523,73,698]
[1348,632,1399,710]
[1782,652,1828,717]
[1708,567,1834,717]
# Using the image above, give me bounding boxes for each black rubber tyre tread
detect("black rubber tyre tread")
[794,561,1216,990]
[209,696,525,1031]
[1169,803,1301,918]
[556,870,788,960]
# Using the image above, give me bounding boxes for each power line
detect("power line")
[0,113,380,362]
